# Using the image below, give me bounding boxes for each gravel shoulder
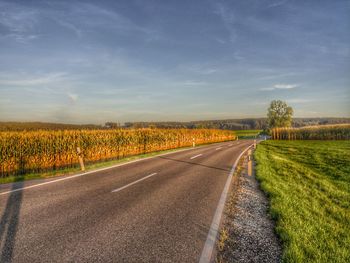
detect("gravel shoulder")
[216,152,282,263]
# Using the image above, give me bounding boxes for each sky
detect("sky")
[0,0,349,124]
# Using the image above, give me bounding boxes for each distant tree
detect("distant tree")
[105,122,120,129]
[267,100,293,128]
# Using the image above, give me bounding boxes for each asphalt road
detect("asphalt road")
[0,140,253,263]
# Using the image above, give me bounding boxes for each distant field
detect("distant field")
[234,129,262,138]
[0,121,102,131]
[255,140,350,262]
[271,124,350,140]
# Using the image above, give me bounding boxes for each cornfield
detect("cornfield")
[271,124,350,140]
[0,128,235,177]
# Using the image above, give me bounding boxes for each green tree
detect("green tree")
[267,100,293,128]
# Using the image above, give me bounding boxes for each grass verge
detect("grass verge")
[255,140,350,262]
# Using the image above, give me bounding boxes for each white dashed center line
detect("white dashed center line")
[190,154,203,160]
[111,172,158,193]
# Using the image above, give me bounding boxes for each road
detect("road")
[0,140,253,263]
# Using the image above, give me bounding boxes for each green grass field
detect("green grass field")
[255,140,350,262]
[234,129,262,138]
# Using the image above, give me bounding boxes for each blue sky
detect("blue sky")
[0,0,349,124]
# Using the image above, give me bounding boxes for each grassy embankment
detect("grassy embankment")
[255,140,350,262]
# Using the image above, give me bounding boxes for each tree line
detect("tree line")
[1,117,349,131]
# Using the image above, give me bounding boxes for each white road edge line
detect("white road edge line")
[111,173,158,193]
[190,154,203,160]
[0,143,226,196]
[215,147,222,150]
[199,144,253,263]
[228,144,233,147]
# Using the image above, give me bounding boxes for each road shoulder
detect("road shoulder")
[216,152,282,263]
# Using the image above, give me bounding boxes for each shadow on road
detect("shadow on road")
[158,156,230,172]
[0,181,23,262]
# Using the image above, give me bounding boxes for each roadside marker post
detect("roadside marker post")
[192,137,195,147]
[76,147,85,172]
[248,149,252,176]
[254,139,256,149]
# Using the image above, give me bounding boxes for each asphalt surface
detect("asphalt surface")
[0,140,253,263]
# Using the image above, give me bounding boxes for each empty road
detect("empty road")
[0,140,253,263]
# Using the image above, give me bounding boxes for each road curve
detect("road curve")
[0,140,253,263]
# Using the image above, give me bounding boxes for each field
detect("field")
[255,140,350,262]
[0,128,235,178]
[234,129,262,139]
[271,124,350,140]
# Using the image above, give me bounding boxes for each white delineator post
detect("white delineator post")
[254,139,257,149]
[76,147,85,172]
[192,137,195,147]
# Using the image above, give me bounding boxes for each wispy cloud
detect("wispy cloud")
[267,0,289,8]
[215,37,226,44]
[0,2,39,43]
[181,64,218,75]
[67,93,78,103]
[274,84,298,89]
[55,2,160,39]
[258,72,297,80]
[54,19,83,38]
[0,72,67,86]
[181,80,208,86]
[214,3,237,43]
[0,1,160,42]
[261,84,298,91]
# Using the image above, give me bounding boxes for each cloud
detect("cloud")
[258,72,297,80]
[0,72,67,86]
[274,84,298,89]
[67,93,78,103]
[267,0,289,8]
[213,3,237,43]
[0,1,160,43]
[0,2,39,43]
[182,81,208,86]
[261,84,298,91]
[54,2,160,39]
[182,64,218,75]
[215,38,226,44]
[54,20,83,38]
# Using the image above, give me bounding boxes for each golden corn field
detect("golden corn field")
[0,128,235,177]
[271,124,350,140]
